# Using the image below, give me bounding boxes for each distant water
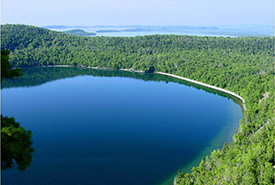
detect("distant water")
[47,25,274,37]
[1,67,242,185]
[49,27,236,37]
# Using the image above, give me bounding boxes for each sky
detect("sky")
[1,0,274,26]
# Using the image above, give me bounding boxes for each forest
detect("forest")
[1,24,274,184]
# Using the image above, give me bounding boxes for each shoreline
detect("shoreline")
[32,65,246,110]
[155,72,246,111]
[14,64,246,185]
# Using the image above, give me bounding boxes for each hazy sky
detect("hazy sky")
[1,0,274,26]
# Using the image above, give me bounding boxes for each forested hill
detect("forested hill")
[1,24,274,184]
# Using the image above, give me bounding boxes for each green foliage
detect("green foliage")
[1,49,22,79]
[1,115,34,170]
[1,24,274,184]
[1,49,12,77]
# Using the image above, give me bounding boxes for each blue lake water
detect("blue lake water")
[1,67,242,185]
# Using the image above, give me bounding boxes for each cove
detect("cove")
[1,67,242,185]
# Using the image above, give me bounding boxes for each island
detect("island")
[63,29,96,36]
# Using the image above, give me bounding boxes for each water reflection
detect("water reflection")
[1,67,243,110]
[1,66,243,185]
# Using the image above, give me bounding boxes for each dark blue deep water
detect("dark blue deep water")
[1,67,242,185]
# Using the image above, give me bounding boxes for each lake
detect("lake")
[1,67,242,185]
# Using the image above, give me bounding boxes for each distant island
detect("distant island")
[63,29,96,36]
[43,25,275,37]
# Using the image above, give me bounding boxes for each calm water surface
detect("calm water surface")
[1,67,242,185]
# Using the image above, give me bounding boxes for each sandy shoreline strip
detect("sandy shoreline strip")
[155,71,246,110]
[17,65,246,110]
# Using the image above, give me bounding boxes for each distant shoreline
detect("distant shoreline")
[17,65,246,110]
[14,64,246,185]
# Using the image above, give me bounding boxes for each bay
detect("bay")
[1,67,242,185]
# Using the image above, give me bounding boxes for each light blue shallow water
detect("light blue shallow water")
[1,67,242,185]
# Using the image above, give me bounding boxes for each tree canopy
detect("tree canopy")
[1,49,22,79]
[1,24,274,184]
[1,115,34,170]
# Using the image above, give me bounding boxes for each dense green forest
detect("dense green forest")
[1,24,274,184]
[1,49,22,79]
